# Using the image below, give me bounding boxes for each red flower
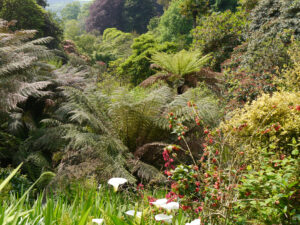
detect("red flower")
[195,181,201,187]
[164,170,172,176]
[296,105,300,111]
[171,182,178,190]
[137,183,144,190]
[181,205,189,211]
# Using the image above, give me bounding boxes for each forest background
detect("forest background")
[0,0,299,224]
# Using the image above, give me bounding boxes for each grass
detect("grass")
[0,169,192,225]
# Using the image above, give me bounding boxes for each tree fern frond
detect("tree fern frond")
[151,50,211,76]
[130,159,166,183]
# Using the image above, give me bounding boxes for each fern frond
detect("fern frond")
[151,50,211,76]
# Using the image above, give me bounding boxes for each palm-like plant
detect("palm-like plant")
[151,50,210,77]
[38,86,167,183]
[143,50,222,93]
[34,84,221,184]
[0,19,54,112]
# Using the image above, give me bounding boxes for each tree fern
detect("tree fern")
[0,19,55,111]
[151,50,211,77]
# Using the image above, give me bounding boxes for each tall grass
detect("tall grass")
[0,167,190,224]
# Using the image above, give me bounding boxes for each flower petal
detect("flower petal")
[92,218,104,224]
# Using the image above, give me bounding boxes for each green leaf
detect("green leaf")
[0,163,22,192]
[78,207,91,225]
[291,149,299,155]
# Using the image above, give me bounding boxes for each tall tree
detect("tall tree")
[36,0,48,8]
[123,0,163,33]
[180,0,210,27]
[61,1,81,21]
[86,0,124,33]
[86,0,163,34]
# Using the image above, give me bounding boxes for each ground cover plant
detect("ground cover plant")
[0,0,299,224]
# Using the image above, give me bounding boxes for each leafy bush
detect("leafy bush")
[0,167,31,200]
[192,9,249,71]
[117,33,178,85]
[235,146,300,224]
[276,38,300,92]
[221,91,300,156]
[0,0,63,48]
[240,0,300,72]
[156,0,193,45]
[95,28,134,64]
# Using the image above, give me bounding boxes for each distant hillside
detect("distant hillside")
[47,0,91,12]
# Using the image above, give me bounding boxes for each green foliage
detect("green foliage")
[64,19,82,40]
[238,0,260,10]
[61,1,81,21]
[152,50,210,76]
[0,0,45,33]
[240,0,300,72]
[123,0,162,34]
[151,50,211,87]
[192,9,249,71]
[118,33,178,85]
[0,19,54,111]
[0,0,63,48]
[221,92,300,156]
[156,0,193,45]
[108,86,172,151]
[212,0,238,11]
[180,0,210,26]
[95,28,134,63]
[276,39,300,92]
[75,33,99,57]
[0,167,31,200]
[235,147,299,224]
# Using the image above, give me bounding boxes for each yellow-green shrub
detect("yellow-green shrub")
[221,91,300,156]
[277,39,300,92]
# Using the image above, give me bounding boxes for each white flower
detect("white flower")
[98,184,102,190]
[92,218,104,224]
[161,202,180,211]
[108,178,127,192]
[155,214,173,224]
[152,198,168,207]
[186,219,201,225]
[125,210,142,218]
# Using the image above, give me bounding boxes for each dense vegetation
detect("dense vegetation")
[0,0,299,224]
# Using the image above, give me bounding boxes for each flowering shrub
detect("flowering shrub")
[160,103,245,224]
[221,91,300,157]
[153,97,299,224]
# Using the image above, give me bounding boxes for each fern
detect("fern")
[151,50,211,77]
[0,19,54,111]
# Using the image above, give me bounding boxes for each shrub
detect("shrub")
[276,38,300,92]
[221,91,300,156]
[235,145,299,224]
[192,9,249,71]
[156,0,193,45]
[240,0,300,72]
[117,33,178,85]
[0,167,31,201]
